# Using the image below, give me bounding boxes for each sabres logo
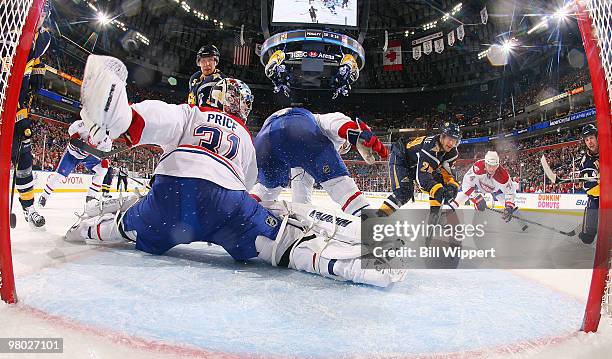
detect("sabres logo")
[323,165,331,174]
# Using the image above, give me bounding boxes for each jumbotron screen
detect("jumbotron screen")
[272,0,358,27]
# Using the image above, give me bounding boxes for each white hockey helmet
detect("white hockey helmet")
[207,78,253,121]
[484,151,500,167]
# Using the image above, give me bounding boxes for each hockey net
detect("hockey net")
[0,0,46,304]
[575,0,612,332]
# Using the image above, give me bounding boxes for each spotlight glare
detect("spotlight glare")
[97,12,110,26]
[501,39,517,52]
[553,6,569,20]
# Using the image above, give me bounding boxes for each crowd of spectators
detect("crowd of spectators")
[31,49,596,195]
[29,115,161,178]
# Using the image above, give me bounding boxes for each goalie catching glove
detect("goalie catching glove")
[79,55,132,147]
[341,118,388,164]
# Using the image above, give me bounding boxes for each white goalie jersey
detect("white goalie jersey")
[128,101,257,190]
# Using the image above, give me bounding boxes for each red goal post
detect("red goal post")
[575,0,612,332]
[0,0,47,304]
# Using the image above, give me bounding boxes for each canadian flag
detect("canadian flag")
[383,40,402,71]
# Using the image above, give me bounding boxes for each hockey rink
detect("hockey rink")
[2,191,612,358]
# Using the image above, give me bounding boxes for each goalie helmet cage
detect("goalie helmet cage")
[575,0,612,333]
[0,0,47,304]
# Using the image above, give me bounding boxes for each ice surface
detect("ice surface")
[2,192,612,358]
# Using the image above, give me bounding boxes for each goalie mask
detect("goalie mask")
[207,78,253,120]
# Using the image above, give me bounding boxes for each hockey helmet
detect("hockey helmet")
[581,123,597,139]
[484,151,500,167]
[207,78,253,120]
[197,44,220,64]
[440,122,461,141]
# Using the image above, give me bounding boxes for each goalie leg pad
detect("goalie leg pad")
[255,211,406,287]
[65,212,134,244]
[84,194,141,217]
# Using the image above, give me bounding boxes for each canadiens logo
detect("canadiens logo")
[266,216,278,228]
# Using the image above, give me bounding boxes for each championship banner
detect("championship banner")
[413,45,422,60]
[434,38,444,53]
[423,40,432,55]
[457,25,465,41]
[411,31,443,46]
[383,39,402,71]
[447,31,455,46]
[480,7,488,25]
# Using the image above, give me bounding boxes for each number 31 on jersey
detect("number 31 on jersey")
[194,125,240,160]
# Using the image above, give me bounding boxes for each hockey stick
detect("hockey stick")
[486,206,578,236]
[9,139,24,228]
[69,138,135,159]
[540,155,598,184]
[127,175,151,190]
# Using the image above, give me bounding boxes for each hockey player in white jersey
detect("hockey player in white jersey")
[451,151,517,221]
[251,108,388,216]
[65,55,405,287]
[39,119,111,207]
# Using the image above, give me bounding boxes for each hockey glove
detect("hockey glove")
[80,55,132,145]
[345,122,389,163]
[441,184,459,203]
[470,194,487,212]
[502,202,517,222]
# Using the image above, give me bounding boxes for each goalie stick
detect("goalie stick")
[540,155,598,184]
[69,138,134,159]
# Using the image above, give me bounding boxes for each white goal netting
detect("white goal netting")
[0,0,34,122]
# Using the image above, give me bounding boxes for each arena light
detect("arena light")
[181,2,191,13]
[97,12,110,26]
[501,38,518,53]
[478,48,490,60]
[553,3,572,21]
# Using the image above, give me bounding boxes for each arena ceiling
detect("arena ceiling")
[49,0,584,90]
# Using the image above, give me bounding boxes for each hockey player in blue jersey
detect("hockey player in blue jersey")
[39,119,111,207]
[65,55,405,287]
[250,108,388,216]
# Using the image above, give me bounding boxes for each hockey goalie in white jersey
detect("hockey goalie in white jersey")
[451,151,517,221]
[65,55,405,287]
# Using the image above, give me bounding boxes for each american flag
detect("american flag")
[233,35,251,66]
